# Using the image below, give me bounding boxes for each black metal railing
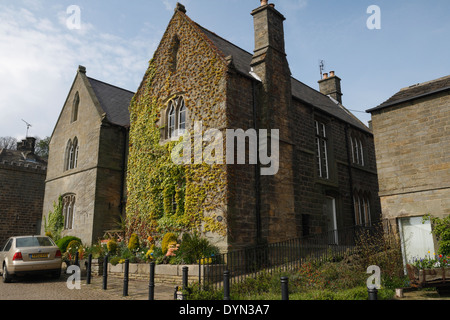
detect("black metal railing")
[198,225,374,289]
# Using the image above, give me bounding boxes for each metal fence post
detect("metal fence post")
[368,288,378,300]
[281,277,289,301]
[102,254,108,290]
[182,266,189,292]
[149,262,155,300]
[224,270,231,300]
[75,251,79,267]
[123,259,129,297]
[86,253,92,284]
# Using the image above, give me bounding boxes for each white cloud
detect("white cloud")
[0,4,157,140]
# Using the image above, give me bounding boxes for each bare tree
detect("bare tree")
[0,136,18,150]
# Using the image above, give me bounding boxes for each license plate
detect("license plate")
[30,253,48,259]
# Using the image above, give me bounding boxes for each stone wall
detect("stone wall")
[0,162,46,245]
[371,90,450,220]
[42,70,104,245]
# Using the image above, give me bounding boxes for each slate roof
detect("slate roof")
[87,77,135,127]
[367,75,450,113]
[0,148,47,168]
[195,23,371,133]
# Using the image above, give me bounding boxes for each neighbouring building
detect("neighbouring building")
[367,74,450,264]
[126,2,381,251]
[41,66,134,246]
[0,137,47,245]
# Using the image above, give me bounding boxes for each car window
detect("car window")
[16,237,55,248]
[2,239,12,252]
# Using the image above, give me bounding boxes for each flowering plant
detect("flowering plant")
[411,253,450,269]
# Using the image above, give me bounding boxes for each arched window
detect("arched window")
[74,145,79,169]
[167,96,187,139]
[71,137,78,169]
[359,139,364,166]
[65,139,72,171]
[315,120,329,179]
[354,190,371,227]
[363,193,371,226]
[354,137,360,165]
[64,137,79,171]
[178,102,186,134]
[72,92,79,123]
[168,103,176,139]
[62,194,76,230]
[350,134,365,166]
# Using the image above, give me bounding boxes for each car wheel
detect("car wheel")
[2,264,12,283]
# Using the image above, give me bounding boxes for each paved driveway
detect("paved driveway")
[0,273,175,300]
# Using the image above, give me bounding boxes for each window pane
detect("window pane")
[168,104,175,138]
[16,237,54,248]
[179,105,186,131]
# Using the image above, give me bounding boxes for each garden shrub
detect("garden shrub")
[162,232,178,254]
[66,239,82,255]
[128,233,140,251]
[179,232,220,264]
[424,214,450,257]
[107,239,118,255]
[56,236,82,253]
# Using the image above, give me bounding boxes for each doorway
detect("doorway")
[398,216,435,266]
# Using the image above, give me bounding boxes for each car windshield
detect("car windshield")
[16,237,55,248]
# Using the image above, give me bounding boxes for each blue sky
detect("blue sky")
[1,0,449,140]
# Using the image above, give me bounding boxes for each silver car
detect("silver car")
[0,236,62,283]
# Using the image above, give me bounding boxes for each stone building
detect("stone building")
[0,137,47,245]
[127,2,381,251]
[41,66,134,245]
[367,75,450,263]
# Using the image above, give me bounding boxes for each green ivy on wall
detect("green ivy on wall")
[125,11,230,242]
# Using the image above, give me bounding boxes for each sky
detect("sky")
[1,0,450,140]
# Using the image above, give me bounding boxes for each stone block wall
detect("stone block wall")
[0,163,46,245]
[371,90,450,220]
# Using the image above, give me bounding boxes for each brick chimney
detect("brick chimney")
[17,137,36,154]
[318,70,343,104]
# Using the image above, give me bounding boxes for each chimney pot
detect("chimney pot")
[329,71,335,77]
[260,0,268,6]
[78,65,86,74]
[323,73,328,79]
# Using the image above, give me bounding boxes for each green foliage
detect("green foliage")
[128,233,140,251]
[107,239,118,255]
[161,232,178,254]
[424,214,450,257]
[184,283,224,300]
[44,196,64,241]
[66,240,82,254]
[179,232,220,264]
[125,26,229,240]
[56,236,82,253]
